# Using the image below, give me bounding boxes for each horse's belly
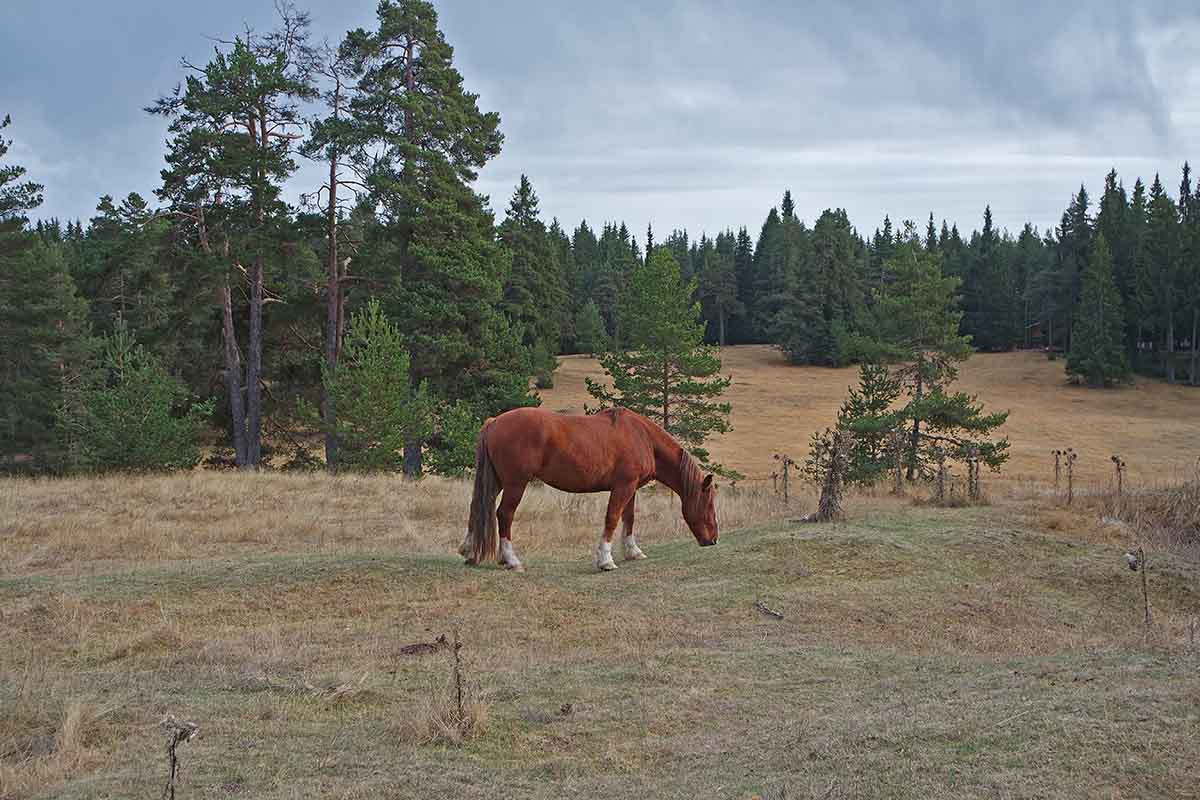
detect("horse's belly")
[539,474,610,494]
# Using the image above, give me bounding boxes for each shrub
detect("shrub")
[64,323,211,472]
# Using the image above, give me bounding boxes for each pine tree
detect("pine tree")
[811,363,903,486]
[148,7,316,469]
[300,41,360,470]
[1067,234,1130,386]
[863,241,1007,479]
[342,0,534,473]
[585,250,734,473]
[0,114,43,250]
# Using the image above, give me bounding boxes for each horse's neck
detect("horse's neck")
[647,426,686,497]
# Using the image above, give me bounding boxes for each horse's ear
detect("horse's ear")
[702,474,714,491]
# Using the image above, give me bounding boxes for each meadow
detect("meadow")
[543,346,1200,487]
[2,347,1199,799]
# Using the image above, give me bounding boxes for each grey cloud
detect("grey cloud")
[3,1,1198,239]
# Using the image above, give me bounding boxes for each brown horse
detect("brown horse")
[460,407,718,571]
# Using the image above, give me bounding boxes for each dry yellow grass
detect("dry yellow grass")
[3,345,1200,798]
[541,345,1200,486]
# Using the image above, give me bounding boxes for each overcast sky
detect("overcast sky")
[4,1,1199,239]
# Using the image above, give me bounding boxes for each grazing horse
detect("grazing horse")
[460,407,718,572]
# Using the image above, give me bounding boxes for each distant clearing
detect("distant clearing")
[541,345,1200,485]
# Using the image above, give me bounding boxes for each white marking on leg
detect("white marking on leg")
[594,537,617,571]
[500,538,524,572]
[622,533,646,560]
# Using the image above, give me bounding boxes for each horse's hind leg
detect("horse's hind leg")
[621,493,646,561]
[496,482,527,572]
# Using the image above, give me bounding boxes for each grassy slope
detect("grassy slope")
[4,489,1199,799]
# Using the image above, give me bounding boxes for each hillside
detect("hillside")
[540,346,1200,486]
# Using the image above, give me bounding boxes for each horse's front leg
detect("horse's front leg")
[621,492,646,561]
[595,484,636,571]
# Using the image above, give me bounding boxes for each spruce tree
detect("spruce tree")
[1055,185,1092,351]
[0,117,93,472]
[729,226,756,344]
[585,250,734,473]
[962,206,1019,350]
[573,300,608,355]
[1067,234,1130,386]
[1142,175,1180,382]
[1,242,94,472]
[697,231,742,346]
[499,175,565,367]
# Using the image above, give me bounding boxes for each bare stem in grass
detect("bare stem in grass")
[160,715,198,800]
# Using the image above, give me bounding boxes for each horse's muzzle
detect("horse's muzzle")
[700,538,717,547]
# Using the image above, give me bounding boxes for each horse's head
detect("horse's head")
[683,473,719,546]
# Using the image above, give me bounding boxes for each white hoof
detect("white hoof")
[622,534,645,561]
[594,539,617,571]
[499,540,524,572]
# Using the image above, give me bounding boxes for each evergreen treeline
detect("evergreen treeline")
[2,1,1197,475]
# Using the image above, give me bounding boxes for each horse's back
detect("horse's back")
[485,407,652,492]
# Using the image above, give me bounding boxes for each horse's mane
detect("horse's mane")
[678,449,705,513]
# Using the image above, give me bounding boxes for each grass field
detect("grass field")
[542,346,1200,487]
[4,474,1200,799]
[3,347,1200,799]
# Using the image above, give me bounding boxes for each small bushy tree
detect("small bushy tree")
[66,322,211,471]
[322,300,434,472]
[831,363,903,485]
[586,250,735,475]
[425,400,481,478]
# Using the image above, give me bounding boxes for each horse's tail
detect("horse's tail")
[462,420,500,564]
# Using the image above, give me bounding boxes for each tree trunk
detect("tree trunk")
[221,281,249,467]
[322,137,341,470]
[1166,310,1176,384]
[1190,307,1198,386]
[246,256,264,466]
[905,358,923,481]
[403,441,422,478]
[718,309,726,348]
